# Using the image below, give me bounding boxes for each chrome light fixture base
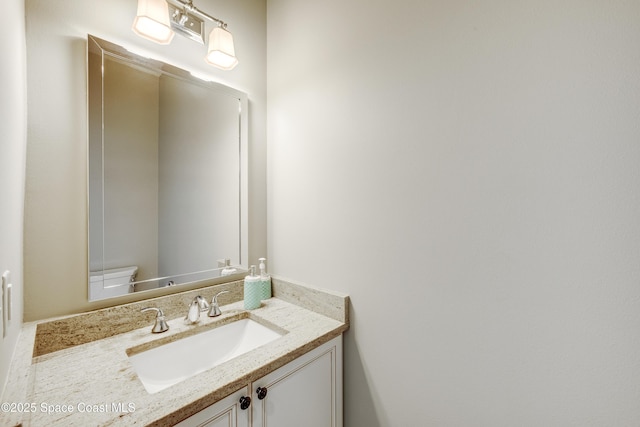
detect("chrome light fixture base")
[167,3,205,45]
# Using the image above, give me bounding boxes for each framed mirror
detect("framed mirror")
[87,35,248,301]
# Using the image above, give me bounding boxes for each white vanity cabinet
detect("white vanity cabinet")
[174,387,250,427]
[252,335,343,427]
[176,335,343,427]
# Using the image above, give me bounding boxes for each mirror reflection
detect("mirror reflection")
[88,35,247,301]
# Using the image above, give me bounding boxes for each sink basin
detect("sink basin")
[128,318,283,394]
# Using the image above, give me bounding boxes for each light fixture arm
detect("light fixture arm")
[168,0,228,28]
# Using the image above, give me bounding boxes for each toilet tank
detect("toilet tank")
[89,266,138,300]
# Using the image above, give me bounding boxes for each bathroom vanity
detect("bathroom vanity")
[1,278,348,427]
[176,336,342,427]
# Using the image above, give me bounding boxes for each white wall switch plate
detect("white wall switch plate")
[1,270,8,338]
[6,282,11,321]
[0,282,3,340]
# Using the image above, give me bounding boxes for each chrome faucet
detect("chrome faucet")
[208,290,229,317]
[141,307,169,333]
[185,295,209,324]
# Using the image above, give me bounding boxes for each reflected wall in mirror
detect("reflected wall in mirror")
[88,35,247,302]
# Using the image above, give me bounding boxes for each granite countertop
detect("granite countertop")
[1,277,349,427]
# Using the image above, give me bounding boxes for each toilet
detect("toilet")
[89,266,138,300]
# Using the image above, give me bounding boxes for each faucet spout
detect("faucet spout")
[185,295,208,324]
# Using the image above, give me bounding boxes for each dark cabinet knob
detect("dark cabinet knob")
[256,387,268,400]
[239,396,251,410]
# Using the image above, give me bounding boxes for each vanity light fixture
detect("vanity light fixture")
[205,25,238,70]
[132,0,238,70]
[132,0,175,44]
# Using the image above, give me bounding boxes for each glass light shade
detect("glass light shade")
[132,0,175,45]
[205,27,239,70]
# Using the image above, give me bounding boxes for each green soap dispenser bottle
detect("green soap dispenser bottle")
[244,265,261,310]
[258,257,272,300]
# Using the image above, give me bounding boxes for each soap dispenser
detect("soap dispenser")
[258,257,272,300]
[244,265,261,310]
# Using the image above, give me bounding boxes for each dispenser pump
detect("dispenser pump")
[258,257,272,300]
[259,258,267,278]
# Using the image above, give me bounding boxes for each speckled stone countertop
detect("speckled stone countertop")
[1,277,349,427]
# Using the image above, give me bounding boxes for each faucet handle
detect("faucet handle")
[208,290,229,317]
[141,307,169,333]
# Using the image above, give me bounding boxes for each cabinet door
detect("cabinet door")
[174,386,251,427]
[253,335,343,427]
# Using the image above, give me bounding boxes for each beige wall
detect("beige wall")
[24,0,266,321]
[267,0,640,425]
[0,0,26,392]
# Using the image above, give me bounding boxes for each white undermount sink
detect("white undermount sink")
[128,318,283,394]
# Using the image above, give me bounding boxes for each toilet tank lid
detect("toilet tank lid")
[90,266,138,282]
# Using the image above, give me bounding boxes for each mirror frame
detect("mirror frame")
[87,34,248,301]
